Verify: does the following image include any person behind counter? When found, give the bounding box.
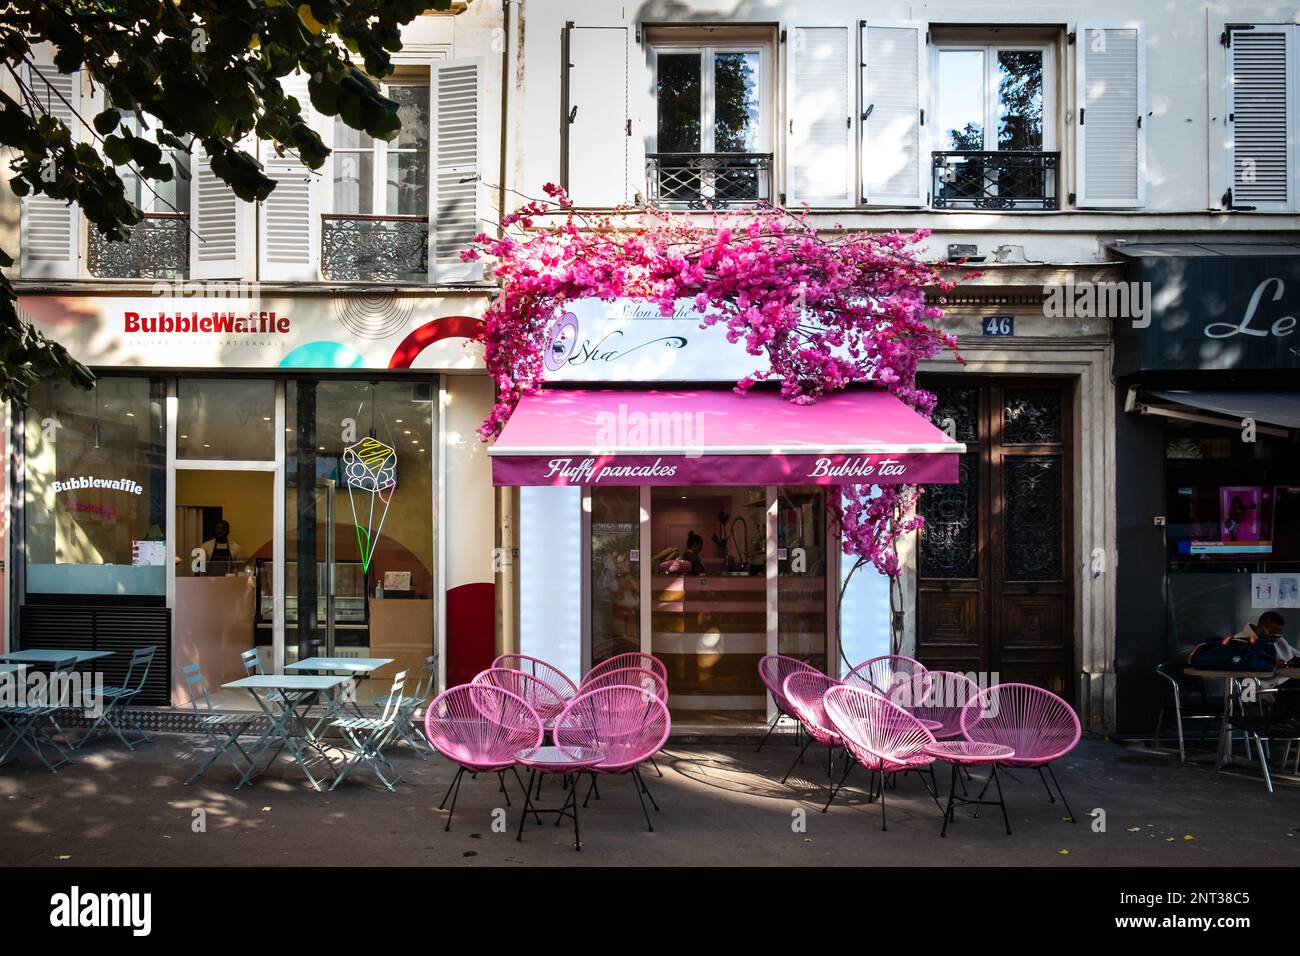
[682,530,708,576]
[201,520,244,575]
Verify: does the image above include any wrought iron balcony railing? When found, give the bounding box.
[646,152,773,208]
[931,151,1060,211]
[87,212,190,279]
[320,214,428,282]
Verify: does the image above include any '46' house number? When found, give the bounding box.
[983,315,1015,336]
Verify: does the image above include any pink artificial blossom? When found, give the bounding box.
[470,197,969,575]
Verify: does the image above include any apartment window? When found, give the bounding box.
[646,34,773,206]
[332,82,431,216]
[323,77,431,282]
[931,40,1059,210]
[1227,24,1297,211]
[89,105,191,279]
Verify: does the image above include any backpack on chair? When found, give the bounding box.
[1187,635,1276,672]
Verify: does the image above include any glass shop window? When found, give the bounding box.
[24,377,167,596]
[1163,421,1300,650]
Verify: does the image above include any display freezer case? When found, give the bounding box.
[253,557,370,650]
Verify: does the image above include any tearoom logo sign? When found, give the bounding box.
[542,298,765,382]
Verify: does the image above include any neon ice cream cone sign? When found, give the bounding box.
[342,437,397,573]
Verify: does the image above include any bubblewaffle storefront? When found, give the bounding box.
[6,289,498,712]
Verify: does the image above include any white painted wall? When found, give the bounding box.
[515,0,1300,264]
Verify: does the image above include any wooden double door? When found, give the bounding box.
[916,377,1075,701]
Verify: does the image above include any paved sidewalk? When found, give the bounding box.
[0,736,1295,866]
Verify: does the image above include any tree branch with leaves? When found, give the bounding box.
[0,0,449,406]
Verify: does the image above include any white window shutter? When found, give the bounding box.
[259,73,320,281]
[787,25,854,207]
[860,22,927,206]
[190,138,251,279]
[430,58,483,284]
[1227,26,1292,209]
[18,61,80,278]
[1076,24,1146,208]
[564,25,630,207]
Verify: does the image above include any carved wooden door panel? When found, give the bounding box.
[916,378,1074,702]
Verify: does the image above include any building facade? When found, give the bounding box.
[501,0,1300,734]
[5,1,1299,735]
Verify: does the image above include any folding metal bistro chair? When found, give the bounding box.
[180,662,265,785]
[0,657,77,772]
[384,654,438,758]
[329,671,408,791]
[77,645,156,751]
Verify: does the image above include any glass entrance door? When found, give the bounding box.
[286,380,436,697]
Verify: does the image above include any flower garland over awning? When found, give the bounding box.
[468,185,971,577]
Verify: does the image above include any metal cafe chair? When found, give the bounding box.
[1153,661,1222,762]
[180,662,264,785]
[1227,686,1300,794]
[77,645,157,751]
[330,670,409,792]
[0,656,78,773]
[381,654,438,758]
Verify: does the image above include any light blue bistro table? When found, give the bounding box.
[222,674,352,791]
[284,657,394,732]
[0,655,94,771]
[0,650,112,755]
[0,649,113,665]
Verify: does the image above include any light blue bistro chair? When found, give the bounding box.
[330,670,409,791]
[77,645,157,751]
[0,656,78,772]
[181,662,265,785]
[240,647,310,709]
[382,654,438,758]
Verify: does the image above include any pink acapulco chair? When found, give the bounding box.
[960,682,1082,822]
[570,667,668,780]
[781,670,854,812]
[582,652,669,687]
[891,670,982,740]
[756,654,819,753]
[844,654,930,697]
[823,683,942,831]
[579,667,668,701]
[423,684,544,831]
[553,684,671,832]
[472,668,568,733]
[492,654,579,704]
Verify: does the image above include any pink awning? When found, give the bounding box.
[490,388,964,486]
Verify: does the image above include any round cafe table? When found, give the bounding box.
[923,741,1016,838]
[515,746,605,851]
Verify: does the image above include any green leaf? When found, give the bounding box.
[102,134,132,165]
[92,109,121,136]
[128,137,163,167]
